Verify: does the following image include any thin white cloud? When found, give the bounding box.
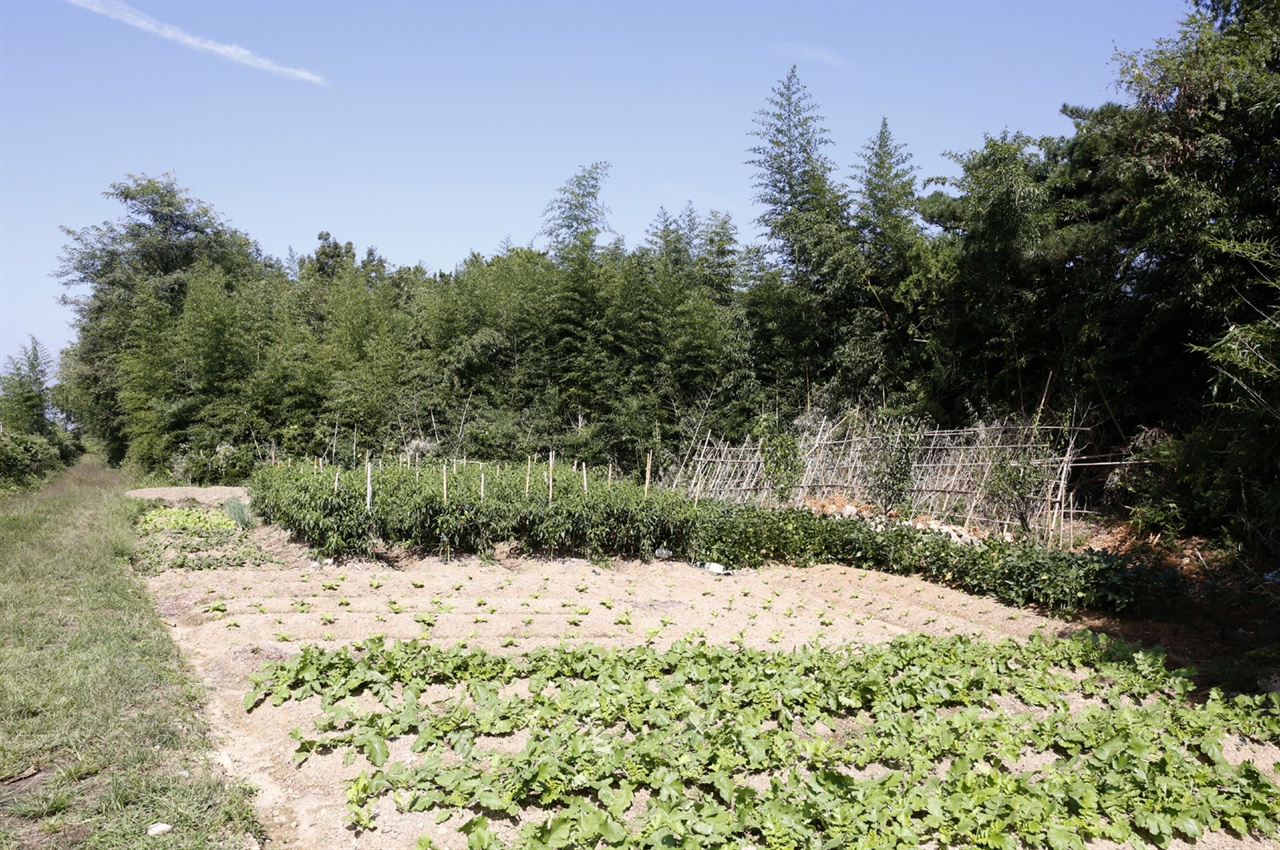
[775,43,847,70]
[69,0,326,85]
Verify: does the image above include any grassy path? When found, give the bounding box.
[0,458,261,849]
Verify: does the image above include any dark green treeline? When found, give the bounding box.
[51,1,1280,546]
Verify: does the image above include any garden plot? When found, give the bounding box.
[133,497,1280,850]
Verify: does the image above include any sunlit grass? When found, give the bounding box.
[0,458,262,847]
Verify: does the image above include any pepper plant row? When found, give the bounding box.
[248,461,1175,614]
[247,632,1280,849]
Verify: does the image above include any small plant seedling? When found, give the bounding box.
[300,573,311,582]
[453,582,464,592]
[251,602,268,614]
[575,583,589,593]
[410,579,425,589]
[224,620,239,628]
[323,631,336,641]
[275,633,296,642]
[320,613,336,625]
[600,599,614,609]
[338,597,351,607]
[203,600,227,613]
[369,577,384,590]
[567,616,582,626]
[614,610,632,626]
[322,581,341,591]
[768,631,782,644]
[387,599,406,613]
[522,616,533,626]
[293,600,313,613]
[500,636,516,648]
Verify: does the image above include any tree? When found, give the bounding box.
[823,118,928,410]
[0,336,53,436]
[746,67,850,294]
[541,162,614,262]
[746,68,854,411]
[57,174,266,465]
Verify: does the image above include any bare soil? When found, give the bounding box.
[131,487,1280,850]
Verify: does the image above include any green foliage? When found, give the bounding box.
[752,415,801,502]
[224,496,255,529]
[0,431,62,491]
[247,633,1280,847]
[132,505,274,572]
[0,459,265,847]
[250,461,1173,615]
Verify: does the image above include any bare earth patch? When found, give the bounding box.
[127,485,248,507]
[132,488,1280,850]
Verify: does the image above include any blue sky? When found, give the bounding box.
[1,0,1189,366]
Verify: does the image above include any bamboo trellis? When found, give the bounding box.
[669,415,1088,542]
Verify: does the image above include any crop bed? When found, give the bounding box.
[132,497,1280,850]
[249,634,1280,850]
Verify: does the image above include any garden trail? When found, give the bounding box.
[136,490,1279,850]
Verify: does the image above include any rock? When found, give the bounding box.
[147,823,173,836]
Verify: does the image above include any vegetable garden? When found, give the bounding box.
[249,460,1174,616]
[246,633,1280,849]
[129,475,1280,850]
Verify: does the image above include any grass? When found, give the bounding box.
[0,457,263,849]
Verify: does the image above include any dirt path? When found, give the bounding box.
[132,488,1279,850]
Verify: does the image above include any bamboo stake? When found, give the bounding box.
[582,464,589,497]
[442,463,448,505]
[525,456,532,498]
[481,471,486,503]
[366,460,372,512]
[644,451,652,498]
[548,451,555,506]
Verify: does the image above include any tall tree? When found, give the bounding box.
[746,67,850,294]
[57,175,265,465]
[746,67,853,413]
[824,118,929,410]
[0,336,53,436]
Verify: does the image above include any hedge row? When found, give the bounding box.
[248,461,1176,615]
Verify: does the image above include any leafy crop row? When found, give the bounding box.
[131,505,276,572]
[247,632,1280,849]
[249,462,1174,615]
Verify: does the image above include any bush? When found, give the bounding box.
[0,430,64,489]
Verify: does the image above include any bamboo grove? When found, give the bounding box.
[31,1,1280,549]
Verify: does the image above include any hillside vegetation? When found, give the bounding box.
[22,0,1277,554]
